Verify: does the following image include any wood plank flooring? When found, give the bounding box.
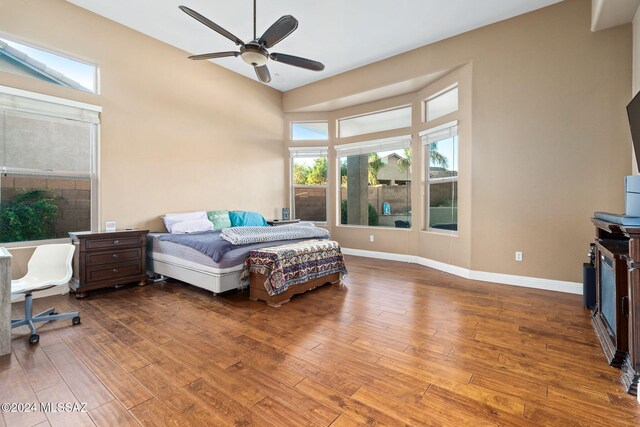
[1,255,639,426]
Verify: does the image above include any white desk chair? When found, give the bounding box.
[11,244,81,344]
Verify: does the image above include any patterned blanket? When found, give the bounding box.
[240,240,348,296]
[221,222,329,245]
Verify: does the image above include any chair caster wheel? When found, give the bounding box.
[72,316,81,325]
[29,334,39,344]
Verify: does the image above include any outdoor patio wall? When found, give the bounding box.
[0,0,284,270]
[284,0,631,283]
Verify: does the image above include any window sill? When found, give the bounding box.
[0,237,72,249]
[336,224,412,231]
[421,229,458,237]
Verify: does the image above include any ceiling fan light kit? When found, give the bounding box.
[240,44,268,67]
[179,0,325,84]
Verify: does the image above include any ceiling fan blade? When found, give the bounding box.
[269,53,325,71]
[179,5,244,46]
[258,15,298,48]
[188,51,240,60]
[254,65,271,83]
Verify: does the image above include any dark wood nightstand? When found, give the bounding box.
[69,229,149,298]
[267,219,300,226]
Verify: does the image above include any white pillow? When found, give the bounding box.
[170,218,214,234]
[162,211,207,233]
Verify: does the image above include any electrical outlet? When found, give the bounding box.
[369,235,375,242]
[515,251,523,262]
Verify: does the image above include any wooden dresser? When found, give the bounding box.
[69,229,149,298]
[592,218,640,395]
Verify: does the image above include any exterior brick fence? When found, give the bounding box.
[295,184,413,225]
[1,175,91,239]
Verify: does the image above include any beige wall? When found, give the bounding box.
[1,0,284,275]
[285,0,632,283]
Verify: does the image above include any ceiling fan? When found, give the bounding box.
[179,1,325,84]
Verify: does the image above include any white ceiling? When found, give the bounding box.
[66,0,563,92]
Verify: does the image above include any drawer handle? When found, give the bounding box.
[112,268,119,273]
[113,240,120,245]
[112,254,119,259]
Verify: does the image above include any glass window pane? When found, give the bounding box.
[0,174,91,243]
[1,111,93,172]
[428,136,458,180]
[292,156,327,222]
[426,87,458,122]
[428,181,457,230]
[0,37,97,93]
[339,106,411,138]
[294,187,326,222]
[291,122,328,140]
[340,148,411,228]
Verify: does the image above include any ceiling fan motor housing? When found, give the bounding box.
[240,43,268,67]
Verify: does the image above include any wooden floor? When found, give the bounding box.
[1,255,639,426]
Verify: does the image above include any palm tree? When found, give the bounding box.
[397,145,448,173]
[368,153,383,185]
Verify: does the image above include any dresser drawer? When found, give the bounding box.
[85,260,142,283]
[86,248,141,266]
[85,235,142,251]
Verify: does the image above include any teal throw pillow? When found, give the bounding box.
[229,211,268,227]
[207,210,231,230]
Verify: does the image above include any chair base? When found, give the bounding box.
[11,293,80,344]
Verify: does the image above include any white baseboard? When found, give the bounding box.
[341,248,583,295]
[11,286,67,303]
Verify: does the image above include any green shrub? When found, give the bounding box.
[341,200,379,226]
[368,203,379,226]
[0,189,59,242]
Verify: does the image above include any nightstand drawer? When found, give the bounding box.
[85,235,142,251]
[86,248,141,266]
[86,261,142,283]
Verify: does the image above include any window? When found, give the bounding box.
[0,36,98,93]
[290,147,328,222]
[291,121,328,141]
[422,123,458,231]
[425,85,458,122]
[0,86,100,244]
[336,136,411,228]
[338,106,411,138]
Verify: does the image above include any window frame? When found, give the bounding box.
[337,105,412,139]
[289,146,329,224]
[422,122,458,234]
[0,33,99,94]
[424,84,458,123]
[335,135,413,230]
[0,85,101,246]
[290,121,329,141]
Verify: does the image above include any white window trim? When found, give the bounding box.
[288,146,328,158]
[0,85,101,113]
[418,120,458,138]
[334,135,411,157]
[0,87,101,245]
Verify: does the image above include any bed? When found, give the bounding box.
[146,225,330,294]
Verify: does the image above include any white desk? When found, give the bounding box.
[0,247,11,356]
